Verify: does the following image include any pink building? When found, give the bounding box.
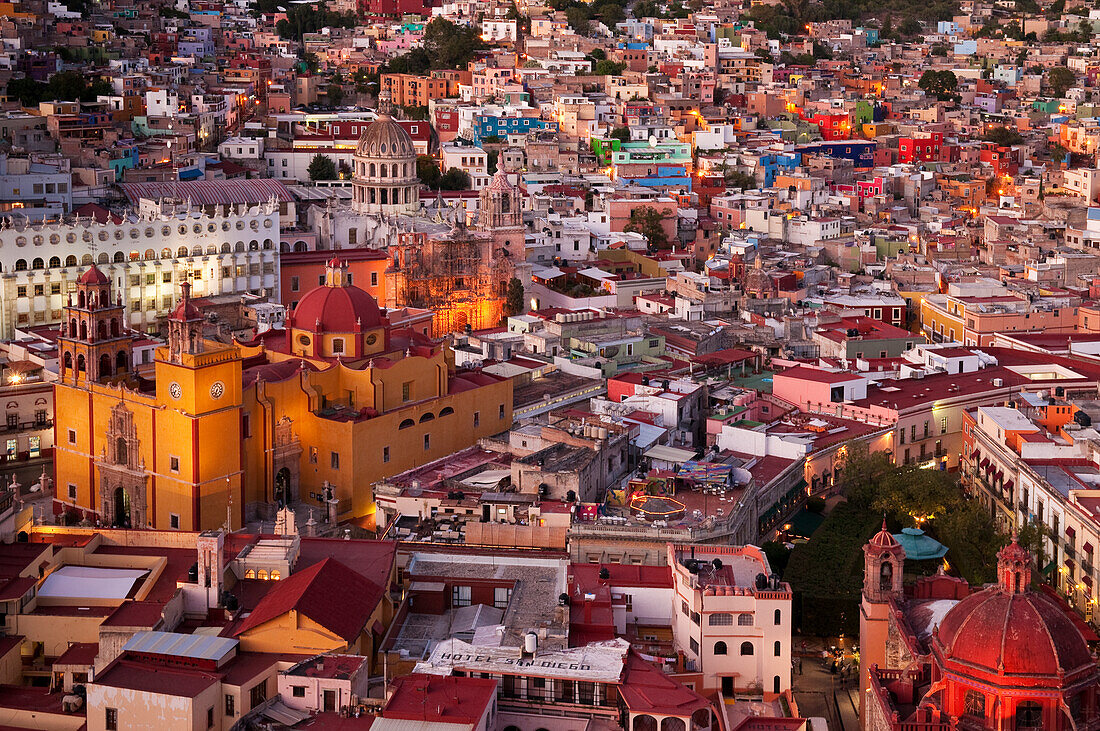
[278,654,371,713]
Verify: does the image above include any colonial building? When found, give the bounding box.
[53,258,514,530]
[0,196,280,338]
[859,526,1100,731]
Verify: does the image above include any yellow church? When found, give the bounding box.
[53,258,513,531]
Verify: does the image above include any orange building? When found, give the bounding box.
[381,70,469,108]
[53,259,513,530]
[280,248,389,310]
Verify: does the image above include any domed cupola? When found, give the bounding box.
[352,113,420,216]
[285,258,389,360]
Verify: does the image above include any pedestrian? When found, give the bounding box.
[797,658,803,675]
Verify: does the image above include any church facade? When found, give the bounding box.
[53,258,513,531]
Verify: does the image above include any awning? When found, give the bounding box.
[1042,559,1057,575]
[971,448,980,461]
[1085,542,1094,555]
[1004,480,1014,491]
[644,445,699,464]
[1067,526,1076,539]
[980,458,989,469]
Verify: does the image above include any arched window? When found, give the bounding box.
[81,254,93,265]
[439,407,455,416]
[270,570,281,580]
[713,641,727,656]
[661,719,685,731]
[739,642,754,656]
[369,163,376,177]
[76,354,85,372]
[97,321,107,340]
[419,413,434,422]
[964,690,985,718]
[111,319,120,337]
[380,165,387,178]
[1015,701,1041,729]
[737,613,753,626]
[116,351,127,372]
[774,609,782,625]
[772,676,780,694]
[112,251,125,263]
[78,291,85,308]
[48,256,60,268]
[116,436,127,465]
[391,163,398,177]
[65,255,77,266]
[880,561,893,592]
[14,259,26,271]
[63,352,72,371]
[633,716,656,731]
[80,321,87,340]
[399,418,415,429]
[257,570,268,580]
[245,569,255,579]
[709,613,733,626]
[99,353,111,377]
[773,641,781,657]
[691,709,710,731]
[177,246,188,257]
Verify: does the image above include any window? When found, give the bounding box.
[494,586,512,609]
[225,695,235,716]
[424,434,431,450]
[68,429,76,444]
[6,414,18,430]
[332,338,344,354]
[163,272,172,283]
[774,640,781,656]
[331,451,340,469]
[291,276,299,292]
[68,483,76,501]
[774,609,782,625]
[309,446,318,464]
[292,686,306,698]
[33,284,43,296]
[474,411,480,428]
[689,637,700,654]
[452,585,471,607]
[737,613,753,626]
[1016,702,1041,729]
[709,613,733,625]
[371,271,378,287]
[106,708,118,730]
[964,690,985,718]
[740,642,754,656]
[713,641,727,655]
[170,513,180,529]
[383,446,390,463]
[16,286,25,298]
[499,404,506,420]
[170,456,180,473]
[208,707,215,729]
[941,416,948,434]
[402,381,412,402]
[249,681,267,709]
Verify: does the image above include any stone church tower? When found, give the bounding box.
[478,170,525,263]
[858,520,905,701]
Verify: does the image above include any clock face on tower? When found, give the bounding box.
[210,381,225,399]
[169,382,182,400]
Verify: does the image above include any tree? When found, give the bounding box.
[338,160,353,179]
[504,277,525,316]
[594,59,626,75]
[624,206,670,249]
[983,126,1024,146]
[918,69,958,101]
[565,7,590,34]
[422,18,487,70]
[487,150,499,175]
[326,84,344,106]
[725,170,757,190]
[307,154,337,181]
[609,126,631,142]
[440,167,471,190]
[417,155,443,189]
[1047,67,1077,97]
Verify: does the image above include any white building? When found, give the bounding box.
[0,198,280,337]
[441,144,490,189]
[669,544,792,696]
[219,136,265,160]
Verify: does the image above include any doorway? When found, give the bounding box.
[721,677,733,696]
[274,468,291,507]
[113,486,130,528]
[323,690,336,712]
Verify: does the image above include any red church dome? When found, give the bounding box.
[937,589,1093,678]
[291,281,383,333]
[78,265,109,285]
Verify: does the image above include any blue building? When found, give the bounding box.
[473,114,556,140]
[796,140,875,168]
[757,151,802,188]
[625,165,692,189]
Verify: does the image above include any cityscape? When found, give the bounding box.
[0,0,1094,728]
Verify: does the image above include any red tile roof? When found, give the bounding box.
[233,558,384,643]
[618,651,710,716]
[383,674,498,725]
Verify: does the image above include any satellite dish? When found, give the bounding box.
[649,135,658,147]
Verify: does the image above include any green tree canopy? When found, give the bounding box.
[307,154,337,181]
[440,167,471,190]
[417,155,443,188]
[504,277,525,316]
[1047,66,1077,97]
[918,69,958,100]
[983,126,1024,146]
[625,206,670,250]
[609,126,631,142]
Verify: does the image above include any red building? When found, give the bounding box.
[898,132,943,164]
[280,250,389,309]
[980,142,1020,177]
[357,0,439,16]
[860,530,1100,731]
[804,112,851,140]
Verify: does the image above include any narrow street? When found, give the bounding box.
[792,640,860,731]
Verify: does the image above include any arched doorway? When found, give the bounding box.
[113,487,131,528]
[274,467,292,507]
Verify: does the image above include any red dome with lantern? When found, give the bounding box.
[287,257,384,333]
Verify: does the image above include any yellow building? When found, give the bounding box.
[54,259,514,531]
